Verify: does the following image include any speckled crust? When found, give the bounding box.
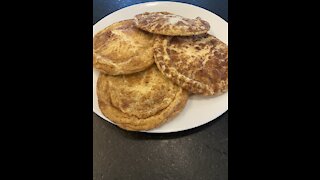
[134,12,210,36]
[96,66,189,131]
[93,19,155,75]
[154,34,228,96]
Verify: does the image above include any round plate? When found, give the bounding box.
[93,1,228,133]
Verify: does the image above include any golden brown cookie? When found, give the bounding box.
[154,34,228,96]
[93,19,155,75]
[96,65,189,131]
[134,12,210,36]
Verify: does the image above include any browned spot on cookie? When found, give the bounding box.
[198,43,207,48]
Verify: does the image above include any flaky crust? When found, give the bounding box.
[93,19,155,75]
[154,34,228,96]
[96,66,189,131]
[134,12,210,36]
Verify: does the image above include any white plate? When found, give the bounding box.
[93,1,228,133]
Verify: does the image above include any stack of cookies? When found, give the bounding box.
[93,12,228,131]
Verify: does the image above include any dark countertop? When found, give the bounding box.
[93,1,228,179]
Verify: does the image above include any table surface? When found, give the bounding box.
[93,0,228,179]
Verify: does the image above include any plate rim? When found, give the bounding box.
[93,1,228,25]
